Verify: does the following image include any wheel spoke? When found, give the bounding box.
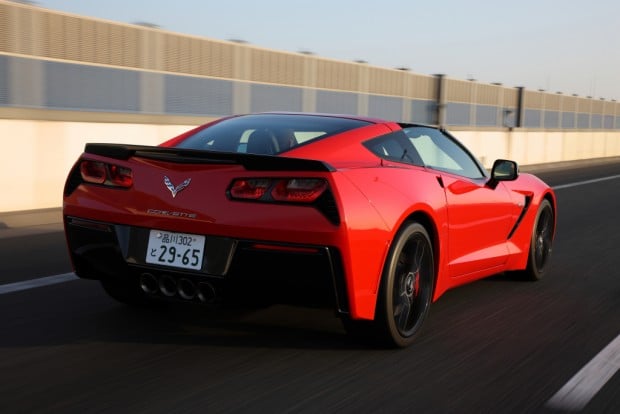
[392,234,431,334]
[394,291,412,330]
[539,211,551,237]
[412,239,425,274]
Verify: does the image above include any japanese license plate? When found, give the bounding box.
[145,230,205,270]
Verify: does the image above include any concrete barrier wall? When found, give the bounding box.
[3,120,194,212]
[3,119,620,213]
[455,129,620,166]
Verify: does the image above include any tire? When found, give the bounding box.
[520,199,554,281]
[344,222,434,348]
[100,275,154,306]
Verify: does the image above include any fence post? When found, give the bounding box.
[434,74,445,127]
[516,86,525,128]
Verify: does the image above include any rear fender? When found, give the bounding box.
[335,166,448,319]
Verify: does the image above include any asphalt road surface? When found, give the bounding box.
[2,161,620,413]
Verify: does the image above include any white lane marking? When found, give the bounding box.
[0,273,78,295]
[546,333,620,411]
[553,174,620,190]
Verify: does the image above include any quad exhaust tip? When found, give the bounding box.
[178,278,197,300]
[139,273,216,303]
[197,282,216,303]
[159,274,177,297]
[139,273,159,295]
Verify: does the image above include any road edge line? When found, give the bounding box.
[0,273,78,295]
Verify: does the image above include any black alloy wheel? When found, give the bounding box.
[377,221,434,347]
[522,199,554,280]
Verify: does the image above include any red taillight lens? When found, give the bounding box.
[227,177,337,223]
[229,179,270,200]
[271,179,327,203]
[79,160,133,188]
[108,164,133,187]
[229,178,328,203]
[80,160,106,184]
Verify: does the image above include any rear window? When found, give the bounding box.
[175,114,370,155]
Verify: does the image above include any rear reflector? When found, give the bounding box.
[67,217,113,232]
[250,243,320,254]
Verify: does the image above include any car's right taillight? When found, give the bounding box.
[227,177,338,224]
[229,178,328,203]
[271,178,328,203]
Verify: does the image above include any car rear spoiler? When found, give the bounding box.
[84,143,335,172]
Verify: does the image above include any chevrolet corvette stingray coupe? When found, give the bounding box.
[63,112,556,347]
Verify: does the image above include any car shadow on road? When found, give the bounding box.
[2,271,554,351]
[98,303,366,350]
[0,282,386,351]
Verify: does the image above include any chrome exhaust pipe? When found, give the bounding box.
[139,273,159,295]
[178,278,197,300]
[159,275,177,297]
[197,282,216,303]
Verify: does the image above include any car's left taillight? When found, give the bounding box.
[79,159,133,188]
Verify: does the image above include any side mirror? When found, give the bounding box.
[488,159,518,188]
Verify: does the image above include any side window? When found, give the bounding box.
[363,131,424,166]
[403,126,485,179]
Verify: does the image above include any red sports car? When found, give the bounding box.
[63,112,556,347]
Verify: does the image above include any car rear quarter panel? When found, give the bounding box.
[333,164,449,319]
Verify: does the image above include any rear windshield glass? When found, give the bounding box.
[175,114,371,155]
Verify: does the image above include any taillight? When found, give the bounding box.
[80,160,106,184]
[229,179,270,200]
[79,160,133,188]
[108,164,133,187]
[229,178,328,203]
[271,179,327,203]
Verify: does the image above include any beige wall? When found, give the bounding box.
[2,119,620,212]
[2,120,194,212]
[455,130,620,166]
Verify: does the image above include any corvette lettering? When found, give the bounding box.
[147,209,197,219]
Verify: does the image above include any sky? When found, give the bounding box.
[34,0,620,100]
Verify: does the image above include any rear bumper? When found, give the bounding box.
[64,216,349,312]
